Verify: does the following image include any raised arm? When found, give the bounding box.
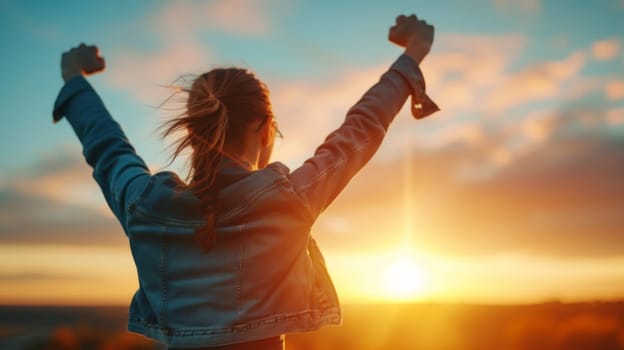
[53,44,151,227]
[289,14,439,219]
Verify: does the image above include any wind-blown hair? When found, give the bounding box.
[161,68,273,251]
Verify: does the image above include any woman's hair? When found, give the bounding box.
[161,68,273,252]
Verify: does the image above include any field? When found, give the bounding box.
[1,301,624,350]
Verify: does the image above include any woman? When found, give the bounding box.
[53,14,437,350]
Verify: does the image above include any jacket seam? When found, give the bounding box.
[129,308,339,336]
[125,173,152,212]
[297,125,374,195]
[236,237,246,316]
[132,208,205,226]
[219,181,279,222]
[129,178,281,227]
[127,174,155,215]
[277,178,315,223]
[159,235,169,329]
[121,173,151,229]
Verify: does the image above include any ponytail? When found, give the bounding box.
[160,68,272,252]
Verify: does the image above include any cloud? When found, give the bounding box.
[420,34,527,114]
[361,32,610,172]
[485,51,587,114]
[0,151,126,246]
[591,39,620,61]
[0,271,91,282]
[566,76,607,100]
[0,186,126,246]
[1,149,107,212]
[427,122,486,148]
[153,0,277,38]
[606,108,624,126]
[521,109,558,143]
[105,38,213,103]
[104,0,288,103]
[412,34,618,121]
[605,80,624,100]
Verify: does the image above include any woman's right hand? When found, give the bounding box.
[388,14,434,64]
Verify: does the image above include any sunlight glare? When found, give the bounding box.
[382,253,428,300]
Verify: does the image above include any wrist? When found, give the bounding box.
[62,66,83,83]
[61,55,83,82]
[404,38,430,64]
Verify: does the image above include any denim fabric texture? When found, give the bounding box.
[52,54,437,348]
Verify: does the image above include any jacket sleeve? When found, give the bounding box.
[52,76,151,228]
[289,54,438,219]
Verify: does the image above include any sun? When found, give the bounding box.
[382,253,429,300]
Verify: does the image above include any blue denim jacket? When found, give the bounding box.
[52,54,437,348]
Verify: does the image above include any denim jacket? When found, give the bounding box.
[52,54,437,348]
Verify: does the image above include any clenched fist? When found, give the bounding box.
[61,43,105,82]
[389,14,434,63]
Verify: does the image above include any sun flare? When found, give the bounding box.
[382,253,429,300]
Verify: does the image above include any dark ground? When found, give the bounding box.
[1,301,623,350]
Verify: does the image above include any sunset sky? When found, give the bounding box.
[1,0,623,305]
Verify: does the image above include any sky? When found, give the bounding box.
[0,0,623,305]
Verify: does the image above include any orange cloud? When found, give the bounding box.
[566,76,605,100]
[4,151,110,215]
[421,34,526,113]
[105,38,213,103]
[591,39,620,61]
[0,187,125,246]
[385,34,597,178]
[485,51,586,114]
[606,108,624,126]
[606,80,624,100]
[153,0,281,38]
[520,109,558,144]
[427,122,486,148]
[104,0,288,103]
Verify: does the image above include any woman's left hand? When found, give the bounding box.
[61,43,106,82]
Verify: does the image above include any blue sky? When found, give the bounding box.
[1,0,624,304]
[1,0,623,170]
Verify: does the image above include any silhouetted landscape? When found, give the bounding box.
[1,301,624,350]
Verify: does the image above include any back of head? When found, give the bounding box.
[162,67,273,251]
